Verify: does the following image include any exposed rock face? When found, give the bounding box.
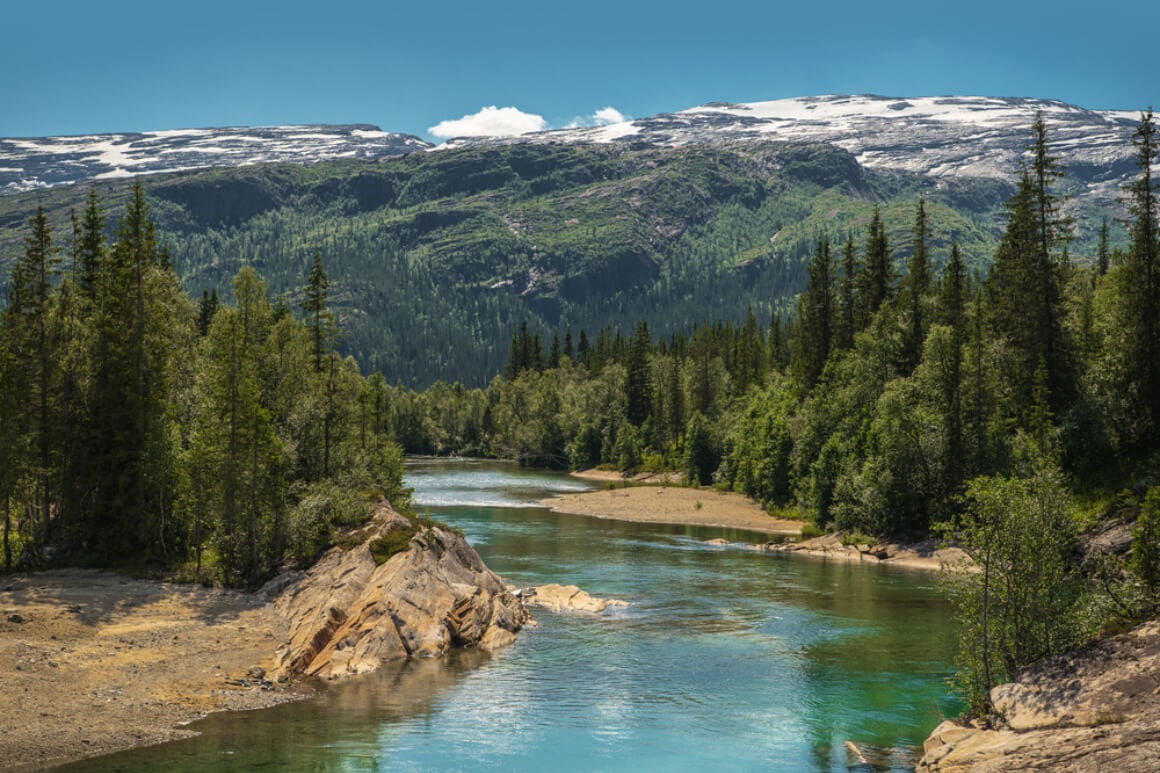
[919,619,1160,772]
[273,504,528,680]
[522,584,628,614]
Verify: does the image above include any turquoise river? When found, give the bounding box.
[63,459,962,772]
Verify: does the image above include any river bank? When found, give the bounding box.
[541,481,804,535]
[0,502,529,771]
[0,569,309,771]
[919,618,1160,772]
[542,480,967,571]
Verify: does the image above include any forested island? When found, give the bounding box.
[1,109,1159,769]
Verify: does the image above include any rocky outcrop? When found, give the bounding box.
[272,503,528,680]
[521,584,628,614]
[919,619,1160,772]
[756,533,970,571]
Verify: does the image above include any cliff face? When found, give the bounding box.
[272,504,529,680]
[919,619,1160,772]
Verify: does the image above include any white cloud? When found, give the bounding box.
[428,106,547,139]
[565,106,630,129]
[593,106,627,125]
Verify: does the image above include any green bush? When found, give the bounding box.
[800,522,825,539]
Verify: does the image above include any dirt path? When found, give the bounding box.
[0,569,309,771]
[541,483,804,535]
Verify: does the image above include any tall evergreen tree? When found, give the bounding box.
[903,199,931,370]
[1097,218,1110,276]
[626,320,653,426]
[77,187,105,299]
[4,206,62,544]
[939,243,967,489]
[857,207,892,327]
[836,233,857,351]
[1120,108,1160,448]
[794,237,835,391]
[302,250,333,373]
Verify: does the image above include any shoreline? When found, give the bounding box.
[546,479,968,572]
[0,569,312,771]
[542,480,804,536]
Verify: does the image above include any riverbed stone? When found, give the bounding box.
[523,583,627,613]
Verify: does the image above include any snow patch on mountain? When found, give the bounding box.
[0,125,432,194]
[436,94,1144,204]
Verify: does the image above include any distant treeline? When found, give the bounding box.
[0,182,407,585]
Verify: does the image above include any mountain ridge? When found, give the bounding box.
[2,94,1145,203]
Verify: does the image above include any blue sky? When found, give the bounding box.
[3,0,1156,141]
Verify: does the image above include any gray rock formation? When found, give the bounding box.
[272,503,528,680]
[919,619,1160,771]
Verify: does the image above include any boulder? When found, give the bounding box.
[273,503,529,680]
[523,583,628,613]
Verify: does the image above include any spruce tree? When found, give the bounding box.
[78,187,105,299]
[302,251,333,373]
[1097,218,1110,276]
[1121,108,1160,448]
[794,237,835,391]
[836,233,857,350]
[5,206,62,545]
[626,320,653,426]
[857,207,892,327]
[903,199,931,371]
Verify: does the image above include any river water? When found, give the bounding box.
[65,459,960,772]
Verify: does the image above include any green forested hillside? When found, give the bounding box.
[0,141,1040,386]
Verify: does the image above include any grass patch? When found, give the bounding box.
[369,528,418,565]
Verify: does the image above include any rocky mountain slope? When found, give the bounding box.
[0,124,431,194]
[443,95,1142,206]
[3,95,1143,204]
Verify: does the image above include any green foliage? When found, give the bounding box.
[683,412,718,486]
[0,187,406,584]
[940,452,1085,715]
[369,528,417,565]
[799,522,824,539]
[1131,486,1160,592]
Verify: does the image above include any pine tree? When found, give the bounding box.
[1120,108,1160,448]
[1097,218,1110,276]
[302,251,333,373]
[939,243,967,489]
[77,187,105,299]
[857,207,892,327]
[548,332,561,369]
[903,199,931,371]
[197,289,219,337]
[794,237,835,391]
[988,121,1073,427]
[626,320,653,426]
[836,233,857,350]
[1027,113,1074,413]
[4,206,62,545]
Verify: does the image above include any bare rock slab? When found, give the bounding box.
[274,504,529,680]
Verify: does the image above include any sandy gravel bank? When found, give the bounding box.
[541,484,804,535]
[0,569,309,771]
[569,469,684,484]
[544,483,965,572]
